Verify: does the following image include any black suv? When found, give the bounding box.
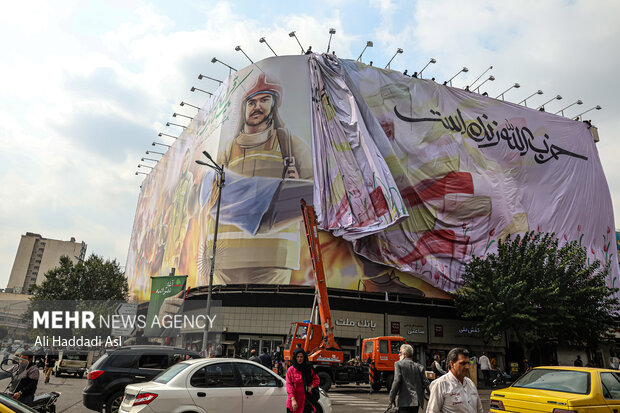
[82,345,201,413]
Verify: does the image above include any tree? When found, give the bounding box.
[455,231,619,359]
[27,254,129,338]
[29,253,128,301]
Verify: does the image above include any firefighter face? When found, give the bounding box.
[245,93,274,126]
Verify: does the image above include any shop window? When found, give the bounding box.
[379,340,389,354]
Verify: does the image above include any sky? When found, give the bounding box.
[1,0,619,288]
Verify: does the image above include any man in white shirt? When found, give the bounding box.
[478,352,491,387]
[427,348,483,413]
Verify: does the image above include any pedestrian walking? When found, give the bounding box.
[286,348,320,413]
[427,347,483,413]
[574,355,583,366]
[388,344,429,413]
[479,352,491,387]
[249,349,261,363]
[259,347,272,368]
[432,354,446,377]
[44,352,56,384]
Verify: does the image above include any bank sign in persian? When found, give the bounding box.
[125,55,617,301]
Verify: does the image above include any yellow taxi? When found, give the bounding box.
[490,366,620,412]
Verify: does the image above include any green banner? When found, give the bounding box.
[144,275,187,337]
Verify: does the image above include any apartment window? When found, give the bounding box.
[35,259,41,263]
[40,242,46,246]
[33,266,39,270]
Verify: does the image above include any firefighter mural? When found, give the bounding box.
[125,54,617,301]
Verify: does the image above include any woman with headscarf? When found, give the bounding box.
[286,348,320,413]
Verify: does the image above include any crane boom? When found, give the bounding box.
[300,199,339,350]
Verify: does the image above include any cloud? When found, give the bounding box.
[1,0,620,289]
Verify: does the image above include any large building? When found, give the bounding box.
[126,54,616,370]
[5,232,87,294]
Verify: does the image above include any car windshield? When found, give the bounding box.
[512,369,590,394]
[153,362,190,384]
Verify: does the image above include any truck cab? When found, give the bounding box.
[362,336,407,391]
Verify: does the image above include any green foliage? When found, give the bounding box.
[26,254,129,338]
[29,254,128,301]
[455,231,619,354]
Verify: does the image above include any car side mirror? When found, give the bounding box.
[277,380,284,388]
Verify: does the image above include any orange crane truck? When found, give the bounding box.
[283,200,406,391]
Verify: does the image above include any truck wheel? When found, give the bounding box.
[317,371,332,392]
[384,373,394,392]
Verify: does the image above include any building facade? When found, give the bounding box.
[176,285,506,371]
[5,232,86,293]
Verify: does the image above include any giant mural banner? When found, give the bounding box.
[125,55,617,301]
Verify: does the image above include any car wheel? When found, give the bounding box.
[384,373,394,392]
[78,372,84,378]
[105,391,124,413]
[317,371,332,392]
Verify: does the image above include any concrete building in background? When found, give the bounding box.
[5,232,87,294]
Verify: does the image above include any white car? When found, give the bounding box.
[120,358,331,413]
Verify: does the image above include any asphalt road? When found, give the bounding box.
[328,384,493,413]
[0,375,495,412]
[0,373,88,412]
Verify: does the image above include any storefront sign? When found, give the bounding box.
[391,322,400,334]
[404,324,425,335]
[457,326,480,335]
[335,318,377,330]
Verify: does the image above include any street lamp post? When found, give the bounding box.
[235,46,254,64]
[574,105,602,121]
[555,100,583,116]
[357,41,373,62]
[495,83,520,100]
[468,66,493,90]
[180,101,201,111]
[326,28,336,53]
[418,58,437,79]
[198,74,223,85]
[473,75,495,93]
[259,37,277,56]
[191,87,213,96]
[211,57,237,74]
[447,67,468,86]
[536,95,562,111]
[518,90,543,107]
[288,31,304,54]
[173,112,194,121]
[195,151,225,356]
[385,48,403,69]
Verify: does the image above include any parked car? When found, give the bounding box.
[120,358,332,413]
[82,345,200,413]
[53,350,92,378]
[490,366,620,412]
